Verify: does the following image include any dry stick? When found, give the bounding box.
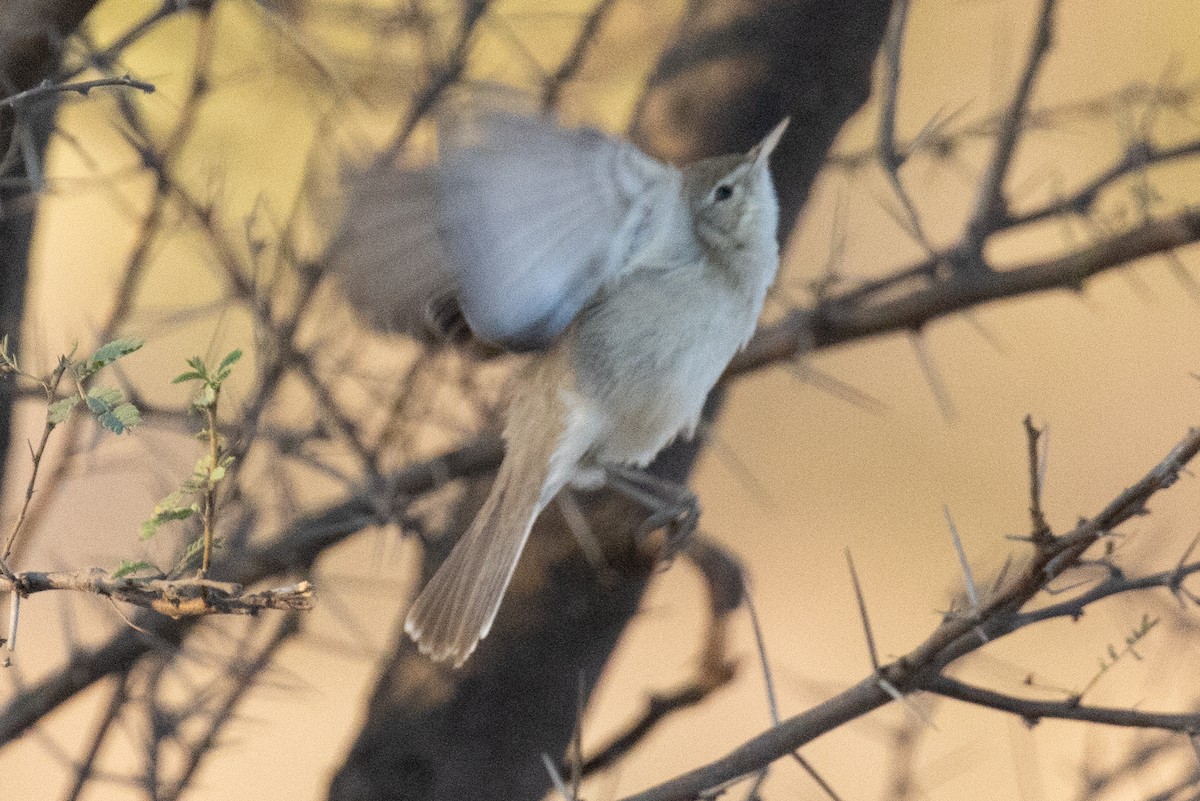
[830,77,1200,173]
[1011,558,1200,630]
[541,0,621,110]
[380,0,490,163]
[963,0,1058,260]
[69,1,181,80]
[877,0,933,253]
[732,207,1200,376]
[0,76,154,110]
[199,398,220,577]
[1,357,69,572]
[617,426,1200,801]
[1008,138,1200,230]
[1024,415,1052,540]
[2,569,313,616]
[923,674,1200,731]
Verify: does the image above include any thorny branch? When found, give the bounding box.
[4,0,1200,797]
[617,425,1200,801]
[0,75,154,110]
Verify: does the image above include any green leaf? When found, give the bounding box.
[140,491,199,540]
[172,370,204,384]
[47,396,80,424]
[209,464,226,483]
[82,338,144,377]
[112,560,157,579]
[173,534,218,572]
[86,385,121,404]
[86,387,140,434]
[107,402,142,433]
[217,349,243,374]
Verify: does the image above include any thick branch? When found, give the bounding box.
[4,569,314,616]
[732,209,1200,375]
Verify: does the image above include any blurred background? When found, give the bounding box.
[3,0,1200,799]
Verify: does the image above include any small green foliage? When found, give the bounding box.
[47,396,80,425]
[141,489,200,540]
[172,533,219,575]
[30,337,148,431]
[141,350,241,577]
[85,386,142,434]
[217,348,243,374]
[173,349,241,410]
[112,560,158,580]
[80,338,144,379]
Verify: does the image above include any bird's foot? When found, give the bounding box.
[604,465,700,565]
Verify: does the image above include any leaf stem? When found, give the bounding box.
[199,399,220,578]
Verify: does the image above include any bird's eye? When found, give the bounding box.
[713,184,734,202]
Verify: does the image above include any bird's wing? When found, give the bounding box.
[437,107,672,350]
[327,155,457,341]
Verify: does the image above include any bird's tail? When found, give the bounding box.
[405,359,588,667]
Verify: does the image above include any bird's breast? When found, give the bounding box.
[569,265,762,466]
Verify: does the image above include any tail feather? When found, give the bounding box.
[404,418,565,667]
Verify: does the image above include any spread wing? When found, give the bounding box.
[436,107,672,349]
[327,155,457,341]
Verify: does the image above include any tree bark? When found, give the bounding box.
[0,0,103,502]
[329,2,892,799]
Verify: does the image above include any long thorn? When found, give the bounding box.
[845,549,880,670]
[943,506,980,613]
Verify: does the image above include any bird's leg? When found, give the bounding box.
[603,465,700,563]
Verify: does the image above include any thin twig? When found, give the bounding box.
[963,0,1059,260]
[925,674,1200,731]
[0,76,154,110]
[877,0,933,253]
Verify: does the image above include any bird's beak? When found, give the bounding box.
[752,117,790,167]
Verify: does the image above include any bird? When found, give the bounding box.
[333,96,788,667]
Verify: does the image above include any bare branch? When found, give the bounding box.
[731,208,1200,376]
[877,0,932,252]
[925,674,1200,732]
[618,425,1200,801]
[963,0,1058,260]
[3,570,314,617]
[0,75,154,110]
[1025,416,1052,542]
